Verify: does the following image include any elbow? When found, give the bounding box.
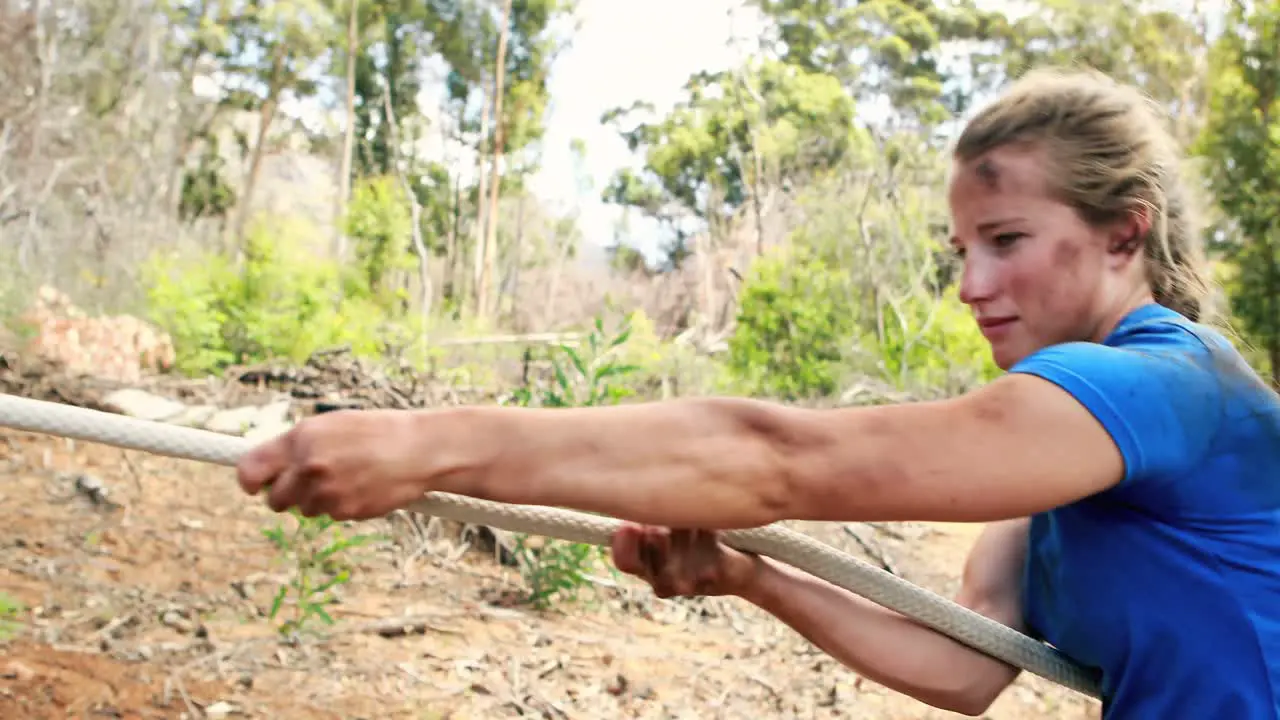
[928,666,1017,716]
[705,397,832,524]
[711,397,904,523]
[943,686,1000,717]
[912,683,997,717]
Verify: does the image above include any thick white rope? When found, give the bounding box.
[0,392,1102,698]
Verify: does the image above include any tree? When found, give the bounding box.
[601,59,858,268]
[748,0,1009,126]
[1196,0,1280,385]
[220,0,336,247]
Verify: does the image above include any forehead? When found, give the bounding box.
[948,145,1052,208]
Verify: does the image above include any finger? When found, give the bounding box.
[641,527,677,597]
[295,482,327,518]
[610,524,647,576]
[666,529,699,596]
[640,526,671,577]
[265,466,304,514]
[236,432,293,495]
[691,529,725,594]
[691,529,723,564]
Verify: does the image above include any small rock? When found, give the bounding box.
[160,609,193,634]
[74,474,113,507]
[244,420,293,443]
[102,389,186,422]
[168,404,218,428]
[204,700,238,718]
[0,661,34,682]
[254,400,293,427]
[205,406,261,435]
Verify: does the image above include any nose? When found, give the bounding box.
[958,253,998,306]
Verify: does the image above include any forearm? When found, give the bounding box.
[430,397,815,529]
[427,389,1016,529]
[738,556,1020,716]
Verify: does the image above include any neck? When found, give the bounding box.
[1089,286,1156,343]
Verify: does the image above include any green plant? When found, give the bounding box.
[726,245,859,400]
[140,216,399,375]
[261,509,383,638]
[506,314,641,609]
[872,284,1002,395]
[0,592,24,641]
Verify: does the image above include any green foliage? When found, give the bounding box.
[505,315,640,609]
[1000,0,1210,117]
[139,249,239,374]
[0,592,24,642]
[873,284,1002,394]
[1194,0,1280,384]
[345,175,415,299]
[141,218,397,374]
[178,139,237,223]
[511,316,640,409]
[602,59,858,265]
[609,309,723,398]
[426,0,577,157]
[725,148,1001,402]
[261,509,385,638]
[747,0,1011,123]
[726,246,858,401]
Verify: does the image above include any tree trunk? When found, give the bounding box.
[470,76,492,316]
[232,51,284,250]
[477,0,514,320]
[334,0,359,260]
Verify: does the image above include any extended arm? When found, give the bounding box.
[738,518,1030,716]
[433,372,1125,527]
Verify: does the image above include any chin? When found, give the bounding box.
[989,343,1029,372]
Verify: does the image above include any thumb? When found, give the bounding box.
[236,432,293,495]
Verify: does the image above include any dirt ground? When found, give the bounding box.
[0,425,1101,720]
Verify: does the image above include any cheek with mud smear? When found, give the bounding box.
[1040,239,1086,309]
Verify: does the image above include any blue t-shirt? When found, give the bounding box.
[1008,302,1280,718]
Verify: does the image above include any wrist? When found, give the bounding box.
[414,405,507,497]
[729,553,775,601]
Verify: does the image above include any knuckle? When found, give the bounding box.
[299,456,329,478]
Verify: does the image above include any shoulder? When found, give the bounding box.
[1008,304,1229,487]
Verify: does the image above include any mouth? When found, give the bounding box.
[976,316,1018,332]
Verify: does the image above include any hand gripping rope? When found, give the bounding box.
[0,392,1102,699]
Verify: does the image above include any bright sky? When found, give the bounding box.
[527,0,766,258]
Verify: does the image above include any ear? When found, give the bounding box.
[1106,207,1152,257]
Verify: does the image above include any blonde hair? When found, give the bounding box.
[952,68,1213,322]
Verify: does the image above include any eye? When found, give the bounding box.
[992,232,1026,249]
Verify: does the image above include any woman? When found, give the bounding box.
[235,70,1280,718]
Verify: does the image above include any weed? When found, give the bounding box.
[261,510,384,638]
[0,592,24,641]
[506,314,641,609]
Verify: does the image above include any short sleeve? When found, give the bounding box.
[1008,330,1224,491]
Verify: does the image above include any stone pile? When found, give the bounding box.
[21,285,176,383]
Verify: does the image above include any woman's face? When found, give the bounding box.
[947,144,1150,370]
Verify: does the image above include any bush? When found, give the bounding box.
[140,217,397,375]
[725,246,858,400]
[870,284,1002,395]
